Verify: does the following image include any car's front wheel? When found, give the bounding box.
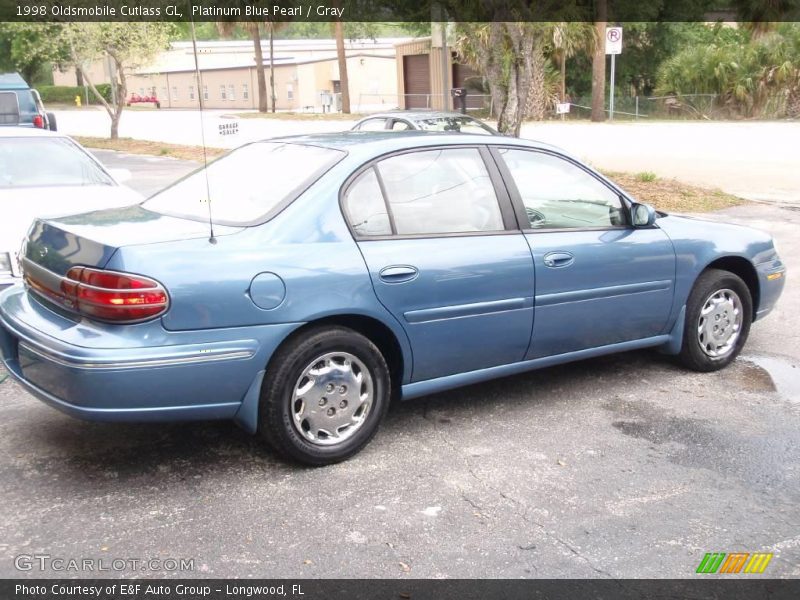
[259,326,390,465]
[678,268,752,372]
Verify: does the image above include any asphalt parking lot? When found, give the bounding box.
[0,155,798,578]
[91,149,198,197]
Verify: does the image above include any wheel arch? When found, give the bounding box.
[702,255,760,318]
[268,313,408,393]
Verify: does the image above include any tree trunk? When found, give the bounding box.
[334,19,350,113]
[75,61,117,139]
[524,39,546,121]
[591,0,607,122]
[109,54,126,140]
[269,24,276,112]
[75,68,84,87]
[560,52,566,102]
[252,24,268,113]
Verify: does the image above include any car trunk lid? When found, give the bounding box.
[22,205,241,276]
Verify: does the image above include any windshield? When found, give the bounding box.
[415,116,495,135]
[0,137,114,188]
[144,142,344,224]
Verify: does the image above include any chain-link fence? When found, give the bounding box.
[562,94,722,120]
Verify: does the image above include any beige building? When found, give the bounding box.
[54,38,408,112]
[395,37,486,111]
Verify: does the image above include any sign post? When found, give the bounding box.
[605,27,622,121]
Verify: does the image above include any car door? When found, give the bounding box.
[341,146,535,382]
[492,147,676,359]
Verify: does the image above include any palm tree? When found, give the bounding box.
[217,22,268,112]
[551,22,597,103]
[333,18,350,114]
[590,0,608,121]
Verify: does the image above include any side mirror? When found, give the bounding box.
[631,202,656,227]
[107,168,132,184]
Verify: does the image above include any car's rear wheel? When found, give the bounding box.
[678,268,752,372]
[259,326,390,465]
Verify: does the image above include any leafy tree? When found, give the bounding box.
[549,22,597,103]
[656,23,800,118]
[0,22,69,85]
[60,23,177,138]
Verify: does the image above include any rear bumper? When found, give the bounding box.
[0,285,297,425]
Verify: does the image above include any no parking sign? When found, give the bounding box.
[606,27,623,55]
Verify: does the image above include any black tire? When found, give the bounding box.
[259,326,390,466]
[46,112,57,131]
[678,268,752,372]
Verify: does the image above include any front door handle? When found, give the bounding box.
[379,265,419,283]
[543,251,574,268]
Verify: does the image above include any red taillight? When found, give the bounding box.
[32,114,44,129]
[25,265,168,323]
[61,267,169,322]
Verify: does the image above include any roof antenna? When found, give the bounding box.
[190,13,217,245]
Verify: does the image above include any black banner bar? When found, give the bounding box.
[3,0,800,23]
[3,579,800,600]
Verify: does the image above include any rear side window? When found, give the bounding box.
[343,148,504,237]
[144,142,344,225]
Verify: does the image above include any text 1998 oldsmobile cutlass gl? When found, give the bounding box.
[0,133,786,465]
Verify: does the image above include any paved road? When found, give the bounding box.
[1,203,798,578]
[90,149,198,197]
[59,108,800,205]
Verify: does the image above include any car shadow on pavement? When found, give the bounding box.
[3,349,683,491]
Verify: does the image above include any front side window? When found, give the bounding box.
[228,84,235,101]
[144,142,344,225]
[0,138,113,188]
[242,83,249,100]
[189,85,195,100]
[497,149,626,229]
[359,148,504,236]
[171,86,178,101]
[220,85,226,100]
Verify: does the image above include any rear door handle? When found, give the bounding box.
[543,251,574,268]
[379,265,419,283]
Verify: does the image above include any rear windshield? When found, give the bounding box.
[0,92,20,125]
[0,137,114,188]
[415,117,494,135]
[143,142,344,225]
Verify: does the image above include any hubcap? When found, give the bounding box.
[697,288,743,358]
[291,352,373,446]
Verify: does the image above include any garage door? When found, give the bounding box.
[452,63,485,110]
[403,55,430,109]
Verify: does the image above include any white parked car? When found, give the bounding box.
[0,128,141,288]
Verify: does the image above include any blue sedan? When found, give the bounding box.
[0,132,786,465]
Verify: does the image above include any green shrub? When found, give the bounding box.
[37,84,113,105]
[635,171,658,183]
